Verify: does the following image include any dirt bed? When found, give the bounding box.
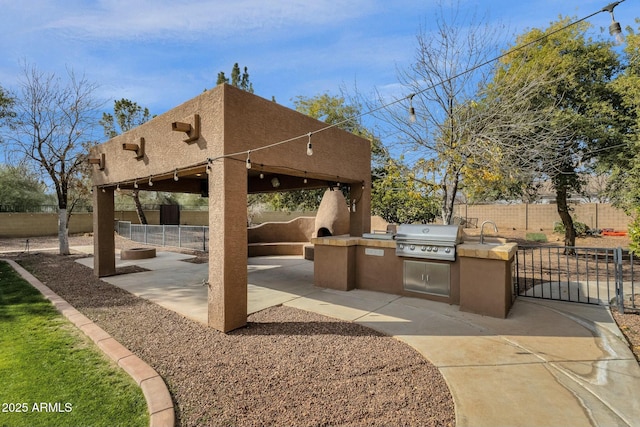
[8,251,454,427]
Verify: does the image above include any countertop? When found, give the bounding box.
[312,235,517,260]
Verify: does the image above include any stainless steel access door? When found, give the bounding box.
[403,260,450,297]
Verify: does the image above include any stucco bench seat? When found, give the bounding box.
[248,242,311,257]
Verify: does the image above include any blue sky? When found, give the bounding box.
[0,0,636,119]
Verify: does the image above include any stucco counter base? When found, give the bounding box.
[312,236,518,318]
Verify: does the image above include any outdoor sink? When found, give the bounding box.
[463,237,507,246]
[458,238,517,261]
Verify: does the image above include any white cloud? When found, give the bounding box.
[36,0,379,41]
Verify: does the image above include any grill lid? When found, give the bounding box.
[395,224,463,244]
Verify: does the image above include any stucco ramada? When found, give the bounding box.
[89,84,371,332]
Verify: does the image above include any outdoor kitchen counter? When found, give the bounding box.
[458,238,517,318]
[312,235,517,318]
[457,239,518,261]
[312,236,518,258]
[311,236,396,249]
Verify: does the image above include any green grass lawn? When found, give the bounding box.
[0,261,148,427]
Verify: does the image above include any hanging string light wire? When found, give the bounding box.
[99,2,625,193]
[204,1,625,168]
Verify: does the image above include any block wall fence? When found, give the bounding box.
[0,210,314,238]
[452,203,631,231]
[0,204,631,238]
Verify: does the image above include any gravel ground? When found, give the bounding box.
[3,232,640,422]
[5,246,455,427]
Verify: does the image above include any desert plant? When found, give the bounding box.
[554,220,589,237]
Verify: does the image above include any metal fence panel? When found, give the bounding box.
[117,221,132,239]
[116,221,208,252]
[130,224,147,244]
[515,245,638,312]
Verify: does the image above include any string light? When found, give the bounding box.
[210,2,625,169]
[303,171,308,184]
[100,2,626,193]
[603,1,625,44]
[174,169,179,181]
[116,184,121,192]
[306,133,313,156]
[409,94,416,123]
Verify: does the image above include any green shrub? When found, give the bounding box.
[525,232,548,242]
[629,208,640,255]
[553,220,589,237]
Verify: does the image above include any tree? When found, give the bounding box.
[100,99,152,224]
[216,63,254,93]
[100,98,150,139]
[371,158,438,224]
[1,64,101,254]
[0,164,52,210]
[490,17,622,247]
[0,85,14,123]
[366,1,509,225]
[602,20,640,252]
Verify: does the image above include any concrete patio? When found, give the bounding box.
[74,248,640,427]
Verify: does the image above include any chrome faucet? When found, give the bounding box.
[480,220,498,244]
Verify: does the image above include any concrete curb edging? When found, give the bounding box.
[2,259,175,427]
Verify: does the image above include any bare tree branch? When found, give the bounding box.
[1,62,102,254]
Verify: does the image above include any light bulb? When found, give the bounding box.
[409,93,417,123]
[148,177,153,187]
[134,180,138,189]
[246,152,252,169]
[307,134,313,156]
[610,21,624,44]
[259,172,264,179]
[174,169,179,181]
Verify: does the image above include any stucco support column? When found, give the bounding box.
[208,158,248,332]
[93,186,116,277]
[349,183,371,236]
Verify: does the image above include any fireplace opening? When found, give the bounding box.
[317,227,332,237]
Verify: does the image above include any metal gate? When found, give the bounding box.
[514,245,638,313]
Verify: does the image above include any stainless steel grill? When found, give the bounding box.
[395,224,463,261]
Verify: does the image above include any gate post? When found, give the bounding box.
[615,247,624,314]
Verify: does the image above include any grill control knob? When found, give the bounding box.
[445,248,451,254]
[410,245,415,250]
[421,246,427,251]
[398,244,404,249]
[433,247,438,252]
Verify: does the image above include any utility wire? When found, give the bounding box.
[207,1,625,165]
[105,1,627,189]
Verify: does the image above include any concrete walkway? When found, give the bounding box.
[75,250,640,427]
